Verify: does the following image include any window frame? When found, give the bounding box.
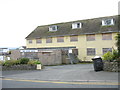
[102,33,112,40]
[46,37,52,43]
[72,22,82,29]
[102,48,112,55]
[102,19,114,26]
[86,34,95,41]
[87,48,96,56]
[36,38,42,44]
[49,25,58,31]
[28,40,32,44]
[70,35,78,42]
[57,36,64,42]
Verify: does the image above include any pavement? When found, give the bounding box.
[2,64,119,83]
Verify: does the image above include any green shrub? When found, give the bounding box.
[112,50,119,60]
[115,33,120,57]
[34,60,41,64]
[20,58,29,64]
[27,60,41,65]
[4,60,20,66]
[102,50,119,62]
[27,60,36,65]
[102,51,113,61]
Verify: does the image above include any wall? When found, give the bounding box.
[103,61,120,72]
[10,50,21,60]
[10,49,62,65]
[38,50,62,65]
[26,33,117,61]
[2,65,37,71]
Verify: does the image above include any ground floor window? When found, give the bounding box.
[87,48,96,56]
[102,48,112,55]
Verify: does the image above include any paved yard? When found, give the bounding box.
[2,64,118,82]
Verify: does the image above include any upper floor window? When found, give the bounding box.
[87,48,96,56]
[72,22,82,29]
[86,34,95,41]
[102,19,114,26]
[28,40,32,44]
[49,25,58,31]
[102,48,112,55]
[57,36,64,42]
[36,38,42,44]
[46,37,52,43]
[102,33,112,40]
[70,35,78,42]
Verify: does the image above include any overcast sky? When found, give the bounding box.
[0,0,119,48]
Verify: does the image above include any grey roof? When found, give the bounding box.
[26,15,119,39]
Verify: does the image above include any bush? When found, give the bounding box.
[102,50,119,62]
[27,60,41,65]
[20,58,29,64]
[4,60,20,66]
[34,60,41,64]
[102,51,113,61]
[115,33,120,57]
[1,59,41,66]
[27,60,36,65]
[112,50,119,60]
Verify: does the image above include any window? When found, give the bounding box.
[102,19,114,26]
[72,22,82,29]
[57,37,64,42]
[46,37,52,43]
[103,48,112,55]
[102,33,112,40]
[70,36,78,42]
[49,25,58,31]
[87,48,96,56]
[86,34,95,41]
[36,38,42,44]
[28,40,32,44]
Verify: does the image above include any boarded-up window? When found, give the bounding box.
[87,48,96,56]
[46,37,52,43]
[103,48,112,55]
[57,37,64,42]
[28,40,32,44]
[36,38,42,43]
[102,33,112,40]
[86,34,95,41]
[70,36,78,42]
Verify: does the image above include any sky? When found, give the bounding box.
[0,0,119,48]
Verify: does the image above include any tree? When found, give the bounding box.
[116,33,120,58]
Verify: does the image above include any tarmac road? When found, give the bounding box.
[2,64,119,88]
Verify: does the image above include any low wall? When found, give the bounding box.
[103,61,120,72]
[2,65,37,71]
